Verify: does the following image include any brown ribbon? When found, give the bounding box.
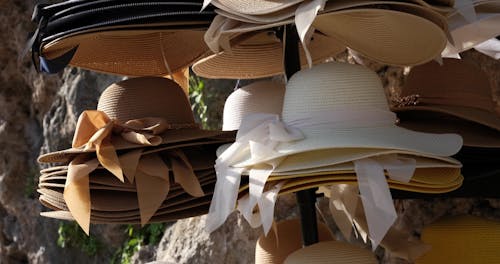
[65,110,203,234]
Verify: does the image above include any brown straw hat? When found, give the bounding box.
[38,77,234,163]
[392,58,500,147]
[284,240,378,264]
[255,219,334,264]
[41,28,211,77]
[192,30,345,79]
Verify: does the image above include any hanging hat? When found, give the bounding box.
[417,215,500,264]
[255,219,333,264]
[38,77,234,163]
[393,58,500,147]
[284,241,378,264]
[193,30,345,79]
[209,0,304,15]
[222,80,286,131]
[29,1,216,75]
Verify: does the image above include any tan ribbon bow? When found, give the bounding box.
[65,110,204,234]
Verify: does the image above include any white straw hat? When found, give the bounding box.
[210,0,304,15]
[223,80,286,131]
[231,62,462,167]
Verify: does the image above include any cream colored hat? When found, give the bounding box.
[228,62,462,168]
[284,241,378,264]
[193,30,345,79]
[210,0,304,15]
[223,80,286,131]
[255,219,333,264]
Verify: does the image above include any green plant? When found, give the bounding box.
[57,222,101,256]
[189,75,209,129]
[24,167,38,199]
[111,223,166,264]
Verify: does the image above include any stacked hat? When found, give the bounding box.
[416,215,500,264]
[37,77,236,234]
[392,58,500,198]
[442,1,500,58]
[195,0,452,80]
[28,1,216,76]
[206,62,463,251]
[284,241,378,264]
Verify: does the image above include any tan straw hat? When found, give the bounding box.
[42,28,211,77]
[192,30,345,79]
[222,80,286,131]
[255,219,333,264]
[229,62,462,167]
[38,77,234,163]
[417,215,500,264]
[392,58,500,147]
[284,240,378,264]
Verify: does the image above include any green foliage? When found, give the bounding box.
[57,222,101,256]
[189,75,209,129]
[24,167,38,198]
[111,223,166,264]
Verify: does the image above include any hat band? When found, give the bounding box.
[206,107,404,234]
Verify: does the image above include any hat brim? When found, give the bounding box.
[38,129,235,163]
[231,125,462,168]
[394,106,500,147]
[212,0,303,15]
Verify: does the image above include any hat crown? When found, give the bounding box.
[282,62,388,122]
[97,77,195,123]
[402,58,495,112]
[223,80,285,131]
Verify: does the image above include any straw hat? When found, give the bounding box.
[192,30,345,79]
[210,0,304,15]
[417,215,500,264]
[255,219,333,264]
[284,241,378,264]
[393,58,500,147]
[223,80,286,131]
[38,77,234,163]
[229,62,462,167]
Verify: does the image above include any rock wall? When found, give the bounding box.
[0,1,498,264]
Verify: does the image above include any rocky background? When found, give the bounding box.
[1,1,499,264]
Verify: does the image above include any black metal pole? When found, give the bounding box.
[283,24,319,247]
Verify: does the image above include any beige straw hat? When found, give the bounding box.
[222,80,286,131]
[417,215,500,264]
[42,27,211,77]
[38,77,234,163]
[192,30,345,79]
[392,58,500,147]
[284,240,378,264]
[255,219,333,264]
[229,62,462,168]
[210,0,304,15]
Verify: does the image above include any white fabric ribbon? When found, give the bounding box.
[236,181,285,234]
[473,38,500,60]
[202,0,212,11]
[295,0,326,67]
[354,155,416,250]
[206,107,399,233]
[454,0,476,23]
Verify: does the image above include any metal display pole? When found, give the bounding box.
[283,24,319,246]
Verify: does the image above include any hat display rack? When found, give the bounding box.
[24,0,500,262]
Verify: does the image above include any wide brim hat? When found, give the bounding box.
[192,30,345,79]
[41,28,212,76]
[255,219,333,264]
[284,241,378,264]
[222,80,286,131]
[416,215,500,264]
[392,58,500,147]
[210,0,304,15]
[204,1,448,67]
[228,62,462,168]
[38,77,235,163]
